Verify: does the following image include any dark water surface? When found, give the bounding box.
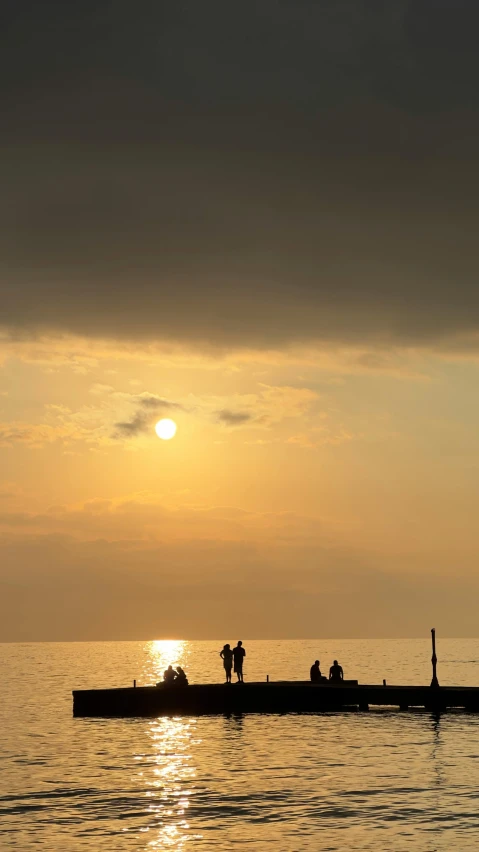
[2,639,479,850]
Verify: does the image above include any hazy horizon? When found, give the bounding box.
[2,634,476,643]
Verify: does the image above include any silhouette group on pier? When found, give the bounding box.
[74,629,454,718]
[160,644,348,689]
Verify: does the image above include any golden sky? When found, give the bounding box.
[2,1,479,639]
[1,336,479,640]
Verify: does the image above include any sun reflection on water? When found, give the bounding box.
[144,640,190,685]
[139,717,202,850]
[136,641,200,849]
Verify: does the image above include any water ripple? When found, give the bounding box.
[3,639,479,850]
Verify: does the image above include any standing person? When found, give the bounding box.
[232,641,246,683]
[329,660,344,683]
[220,644,233,683]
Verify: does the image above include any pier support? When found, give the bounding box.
[430,628,439,688]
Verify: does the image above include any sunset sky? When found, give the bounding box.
[2,1,479,640]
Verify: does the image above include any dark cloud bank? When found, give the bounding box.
[2,1,479,350]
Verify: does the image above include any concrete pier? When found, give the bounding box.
[72,680,479,717]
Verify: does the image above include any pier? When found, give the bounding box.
[73,630,479,717]
[73,680,479,717]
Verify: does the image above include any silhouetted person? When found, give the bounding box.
[232,641,246,682]
[220,643,233,683]
[329,660,344,683]
[310,660,322,683]
[175,666,188,686]
[163,665,177,685]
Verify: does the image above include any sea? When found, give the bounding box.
[2,638,479,851]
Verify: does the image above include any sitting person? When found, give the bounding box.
[163,665,177,685]
[329,660,344,683]
[175,666,188,686]
[310,660,322,683]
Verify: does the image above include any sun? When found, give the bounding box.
[155,418,177,440]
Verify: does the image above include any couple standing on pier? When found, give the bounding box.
[220,641,246,683]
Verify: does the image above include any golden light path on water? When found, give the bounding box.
[136,640,202,850]
[147,640,189,682]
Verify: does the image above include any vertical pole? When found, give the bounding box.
[133,679,136,688]
[430,628,439,688]
[266,674,269,683]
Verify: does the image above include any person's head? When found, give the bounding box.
[176,666,183,674]
[237,641,242,647]
[314,660,319,666]
[168,665,173,671]
[224,643,230,650]
[333,660,338,666]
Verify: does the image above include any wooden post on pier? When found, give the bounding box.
[430,628,439,688]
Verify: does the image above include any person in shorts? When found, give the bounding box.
[232,641,246,683]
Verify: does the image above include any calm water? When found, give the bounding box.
[2,639,479,851]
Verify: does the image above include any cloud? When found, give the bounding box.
[0,420,80,448]
[0,495,326,544]
[2,3,479,353]
[113,394,186,438]
[197,385,320,432]
[216,409,252,426]
[138,395,183,410]
[0,388,189,448]
[285,426,354,449]
[0,482,21,500]
[89,383,115,396]
[2,524,479,641]
[0,382,322,449]
[113,411,151,438]
[1,491,479,639]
